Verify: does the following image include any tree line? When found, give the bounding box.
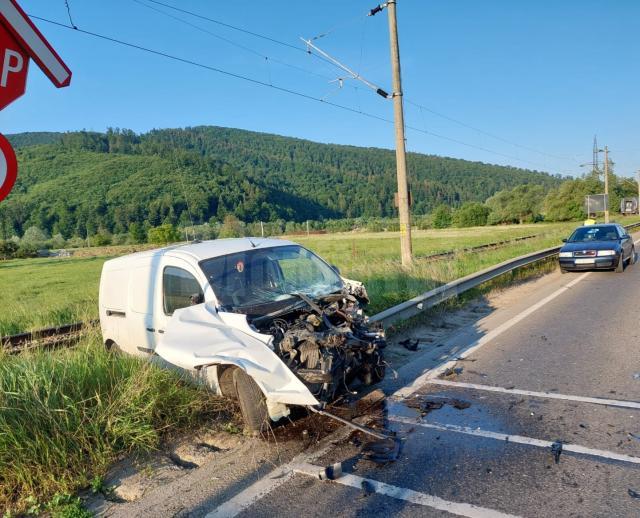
[1,127,563,246]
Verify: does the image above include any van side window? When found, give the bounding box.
[163,267,204,315]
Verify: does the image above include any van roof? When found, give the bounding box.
[105,237,297,267]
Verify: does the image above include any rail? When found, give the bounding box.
[3,222,640,351]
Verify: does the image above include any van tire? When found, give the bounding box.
[105,340,122,353]
[232,368,268,436]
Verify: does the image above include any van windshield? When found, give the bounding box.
[199,245,343,310]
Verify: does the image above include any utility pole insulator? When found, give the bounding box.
[369,4,386,16]
[376,88,390,98]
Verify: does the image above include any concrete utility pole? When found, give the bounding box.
[604,146,610,223]
[386,0,413,266]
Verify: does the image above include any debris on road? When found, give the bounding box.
[362,437,401,464]
[442,366,464,377]
[628,489,640,500]
[318,462,343,480]
[632,373,640,380]
[551,440,563,464]
[628,432,640,442]
[405,395,471,416]
[361,480,376,496]
[399,338,419,351]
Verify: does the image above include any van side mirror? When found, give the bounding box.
[562,238,568,243]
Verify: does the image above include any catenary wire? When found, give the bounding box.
[29,15,555,170]
[137,0,565,165]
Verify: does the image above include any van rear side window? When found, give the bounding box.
[163,267,203,315]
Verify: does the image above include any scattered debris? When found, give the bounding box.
[628,489,640,500]
[579,424,588,429]
[361,479,376,496]
[454,357,477,362]
[399,338,419,351]
[442,366,464,378]
[406,395,471,416]
[628,432,640,442]
[633,373,640,380]
[362,437,401,464]
[318,462,343,480]
[551,441,563,464]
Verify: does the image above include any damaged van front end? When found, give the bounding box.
[100,239,386,432]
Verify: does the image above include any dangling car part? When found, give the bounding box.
[99,238,386,433]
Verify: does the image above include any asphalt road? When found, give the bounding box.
[215,245,640,517]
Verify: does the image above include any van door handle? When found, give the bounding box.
[146,327,155,333]
[158,329,165,334]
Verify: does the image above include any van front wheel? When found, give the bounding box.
[232,368,269,436]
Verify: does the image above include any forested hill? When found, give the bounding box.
[2,127,563,239]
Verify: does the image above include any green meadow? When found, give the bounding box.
[3,220,628,336]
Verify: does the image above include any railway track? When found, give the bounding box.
[5,224,639,353]
[1,321,96,354]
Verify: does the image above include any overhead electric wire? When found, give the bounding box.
[30,14,553,170]
[130,0,570,167]
[406,99,577,163]
[131,0,341,85]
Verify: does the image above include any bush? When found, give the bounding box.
[21,226,49,247]
[431,205,452,229]
[0,336,226,514]
[89,231,112,247]
[453,202,490,228]
[218,215,245,238]
[0,240,18,260]
[14,243,39,258]
[148,223,181,244]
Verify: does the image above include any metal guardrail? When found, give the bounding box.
[3,222,640,350]
[370,221,640,328]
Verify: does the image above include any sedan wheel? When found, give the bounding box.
[615,255,624,273]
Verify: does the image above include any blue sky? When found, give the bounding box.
[2,0,639,177]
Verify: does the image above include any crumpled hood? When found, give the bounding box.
[155,303,319,407]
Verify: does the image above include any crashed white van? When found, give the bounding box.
[99,238,386,432]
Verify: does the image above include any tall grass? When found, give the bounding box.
[0,331,227,514]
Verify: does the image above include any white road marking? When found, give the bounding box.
[389,415,640,465]
[207,236,640,516]
[393,271,591,398]
[425,379,640,410]
[206,467,295,518]
[204,426,353,518]
[292,461,521,518]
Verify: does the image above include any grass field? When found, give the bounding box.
[2,219,639,335]
[0,331,230,514]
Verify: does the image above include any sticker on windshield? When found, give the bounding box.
[236,260,245,273]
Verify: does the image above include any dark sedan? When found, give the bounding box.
[559,224,635,273]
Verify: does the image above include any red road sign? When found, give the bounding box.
[0,0,71,110]
[0,133,17,202]
[0,21,28,110]
[0,0,71,88]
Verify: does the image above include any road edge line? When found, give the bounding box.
[292,461,521,518]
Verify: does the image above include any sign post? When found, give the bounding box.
[0,0,72,201]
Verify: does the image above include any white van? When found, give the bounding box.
[99,238,386,433]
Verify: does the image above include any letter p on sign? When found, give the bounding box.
[0,23,28,110]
